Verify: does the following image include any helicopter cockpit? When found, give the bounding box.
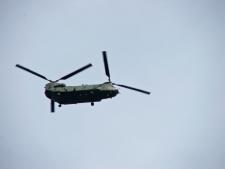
[53,83,66,88]
[45,83,66,90]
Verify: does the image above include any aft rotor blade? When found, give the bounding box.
[114,83,151,95]
[15,64,51,82]
[102,51,111,82]
[55,63,92,82]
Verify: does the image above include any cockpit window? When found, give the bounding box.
[54,84,65,88]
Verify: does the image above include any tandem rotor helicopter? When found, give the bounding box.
[16,51,150,113]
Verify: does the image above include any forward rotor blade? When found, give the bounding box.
[51,100,55,113]
[55,63,92,82]
[16,64,51,82]
[102,51,111,82]
[114,83,150,95]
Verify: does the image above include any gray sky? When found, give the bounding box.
[1,0,225,169]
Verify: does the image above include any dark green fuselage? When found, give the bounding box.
[45,82,119,105]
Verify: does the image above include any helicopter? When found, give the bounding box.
[16,51,150,113]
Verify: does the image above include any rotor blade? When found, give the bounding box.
[102,51,111,82]
[114,83,151,95]
[51,100,55,113]
[55,63,92,82]
[16,64,51,82]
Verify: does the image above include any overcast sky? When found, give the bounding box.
[1,0,225,169]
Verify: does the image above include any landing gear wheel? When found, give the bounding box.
[91,102,94,106]
[58,104,61,107]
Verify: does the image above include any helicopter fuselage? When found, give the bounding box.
[45,82,119,105]
[16,51,150,112]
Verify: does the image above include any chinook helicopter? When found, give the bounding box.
[16,51,150,112]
